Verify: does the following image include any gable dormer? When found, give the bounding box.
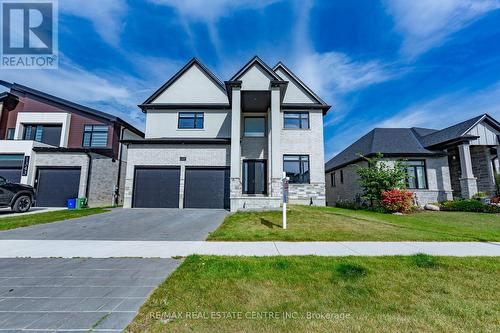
[230,56,282,91]
[141,58,228,106]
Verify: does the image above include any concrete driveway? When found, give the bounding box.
[0,257,180,332]
[0,208,228,241]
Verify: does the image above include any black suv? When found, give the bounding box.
[0,176,35,213]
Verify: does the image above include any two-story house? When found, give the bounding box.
[122,56,330,211]
[0,81,143,207]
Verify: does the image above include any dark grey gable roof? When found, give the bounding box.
[142,57,227,105]
[418,114,487,147]
[325,128,443,172]
[0,80,144,137]
[230,55,282,81]
[272,61,328,106]
[325,113,500,172]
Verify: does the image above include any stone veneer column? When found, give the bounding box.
[458,143,478,198]
[270,85,282,197]
[229,83,242,211]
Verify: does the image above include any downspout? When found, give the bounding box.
[115,127,126,205]
[85,151,92,200]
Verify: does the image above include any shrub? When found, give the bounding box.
[472,192,488,199]
[356,153,407,206]
[335,200,362,210]
[438,199,500,213]
[380,189,414,213]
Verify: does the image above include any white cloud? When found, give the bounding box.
[60,0,128,46]
[376,81,500,129]
[324,81,500,160]
[149,0,279,22]
[1,59,145,126]
[384,0,500,58]
[295,52,399,98]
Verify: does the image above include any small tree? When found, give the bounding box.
[356,153,407,206]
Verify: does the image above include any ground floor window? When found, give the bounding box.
[404,160,427,189]
[283,155,310,184]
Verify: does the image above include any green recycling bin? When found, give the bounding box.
[75,198,87,209]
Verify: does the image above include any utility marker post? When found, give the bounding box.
[282,172,289,229]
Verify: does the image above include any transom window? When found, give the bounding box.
[178,112,204,129]
[404,160,427,189]
[83,125,108,147]
[244,117,266,137]
[284,112,309,129]
[283,155,310,184]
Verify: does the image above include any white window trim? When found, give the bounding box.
[14,112,71,147]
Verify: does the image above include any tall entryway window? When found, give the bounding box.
[243,160,267,194]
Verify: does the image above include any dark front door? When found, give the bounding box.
[243,160,267,195]
[184,167,230,209]
[36,168,81,207]
[133,167,180,208]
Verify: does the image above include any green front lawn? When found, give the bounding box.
[0,207,110,231]
[208,205,500,241]
[126,255,500,332]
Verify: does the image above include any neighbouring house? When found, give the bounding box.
[0,81,144,207]
[122,56,330,211]
[325,114,500,206]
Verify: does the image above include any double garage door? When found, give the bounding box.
[133,167,229,209]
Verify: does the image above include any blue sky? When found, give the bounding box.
[2,0,500,160]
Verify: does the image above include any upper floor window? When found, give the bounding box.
[178,112,204,129]
[404,160,427,189]
[6,128,15,140]
[284,155,310,184]
[331,172,336,187]
[83,125,108,147]
[340,170,344,184]
[244,117,266,137]
[23,124,62,147]
[284,112,309,129]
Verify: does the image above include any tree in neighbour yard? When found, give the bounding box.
[356,153,407,206]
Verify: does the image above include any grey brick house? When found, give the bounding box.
[0,82,143,207]
[325,114,500,206]
[122,56,330,211]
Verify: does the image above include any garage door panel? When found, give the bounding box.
[36,168,81,207]
[184,168,229,209]
[133,168,180,208]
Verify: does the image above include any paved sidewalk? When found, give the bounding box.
[0,240,499,257]
[0,258,180,331]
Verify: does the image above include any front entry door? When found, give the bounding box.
[243,160,267,194]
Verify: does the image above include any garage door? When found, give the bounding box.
[184,167,230,209]
[36,168,81,207]
[133,167,180,208]
[0,154,24,183]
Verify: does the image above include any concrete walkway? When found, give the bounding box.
[0,240,499,257]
